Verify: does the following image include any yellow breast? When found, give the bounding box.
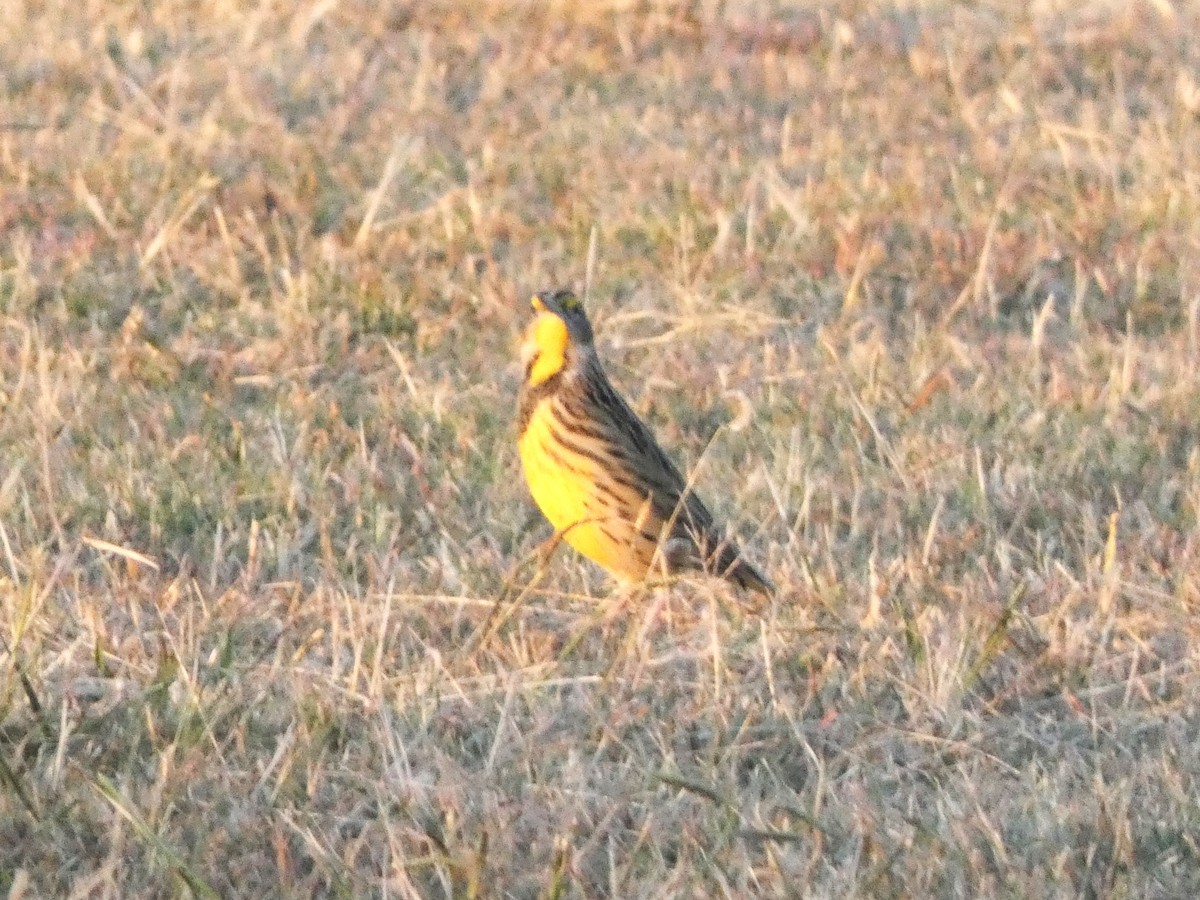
[517,398,658,581]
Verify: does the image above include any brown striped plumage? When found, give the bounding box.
[516,288,773,595]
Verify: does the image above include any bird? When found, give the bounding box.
[516,287,773,596]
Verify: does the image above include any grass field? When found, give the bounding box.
[3,0,1200,896]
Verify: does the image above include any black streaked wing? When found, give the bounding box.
[577,362,722,545]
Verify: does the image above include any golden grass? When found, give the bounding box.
[3,0,1200,895]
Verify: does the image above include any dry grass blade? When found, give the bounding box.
[963,582,1027,692]
[81,535,161,572]
[459,531,561,659]
[0,751,38,820]
[656,770,731,808]
[90,774,220,899]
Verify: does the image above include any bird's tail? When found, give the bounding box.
[711,540,774,597]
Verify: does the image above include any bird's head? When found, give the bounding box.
[520,288,594,386]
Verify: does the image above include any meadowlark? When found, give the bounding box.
[516,288,773,595]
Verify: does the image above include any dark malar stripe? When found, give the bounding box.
[517,373,563,435]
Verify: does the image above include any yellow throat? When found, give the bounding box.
[522,311,570,386]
